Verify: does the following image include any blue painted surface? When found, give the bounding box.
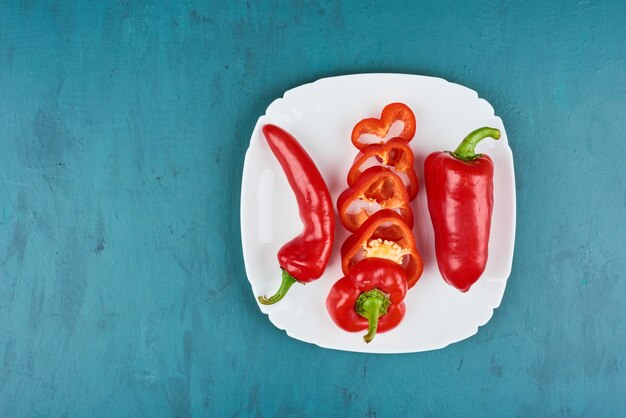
[1,1,625,416]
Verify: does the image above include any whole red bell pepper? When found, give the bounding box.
[351,102,416,150]
[341,209,423,289]
[424,127,500,292]
[337,166,413,233]
[347,138,419,201]
[326,258,407,343]
[257,124,335,305]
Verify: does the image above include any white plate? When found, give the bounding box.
[241,73,515,353]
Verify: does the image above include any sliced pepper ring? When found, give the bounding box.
[337,166,414,233]
[347,137,419,201]
[341,209,423,288]
[351,102,416,150]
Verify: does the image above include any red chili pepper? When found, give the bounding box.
[337,166,413,233]
[351,103,416,150]
[257,124,335,305]
[326,258,407,343]
[341,209,423,289]
[347,137,419,201]
[424,127,500,292]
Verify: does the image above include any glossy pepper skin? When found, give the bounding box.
[326,258,407,343]
[337,166,413,233]
[347,138,419,201]
[424,127,500,292]
[351,103,416,150]
[258,124,335,305]
[341,209,423,289]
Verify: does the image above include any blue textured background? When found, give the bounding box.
[1,1,625,416]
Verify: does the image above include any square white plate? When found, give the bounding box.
[241,73,515,353]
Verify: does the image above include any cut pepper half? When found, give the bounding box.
[347,137,419,201]
[341,209,423,288]
[351,102,416,150]
[326,258,407,343]
[337,166,413,233]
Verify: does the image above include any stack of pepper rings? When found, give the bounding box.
[326,103,424,343]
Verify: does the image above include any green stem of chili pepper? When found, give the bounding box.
[451,127,501,161]
[356,289,391,343]
[258,269,298,305]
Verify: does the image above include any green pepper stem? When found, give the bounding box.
[356,289,390,343]
[258,269,298,305]
[451,127,501,161]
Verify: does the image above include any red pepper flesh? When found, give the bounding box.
[337,166,413,233]
[258,124,335,304]
[351,102,416,150]
[326,258,407,343]
[424,127,500,292]
[341,209,423,289]
[347,138,419,201]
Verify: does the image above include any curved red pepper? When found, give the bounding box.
[424,127,500,292]
[347,137,419,201]
[257,124,335,305]
[351,103,416,150]
[337,166,413,233]
[326,258,407,343]
[341,209,423,289]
